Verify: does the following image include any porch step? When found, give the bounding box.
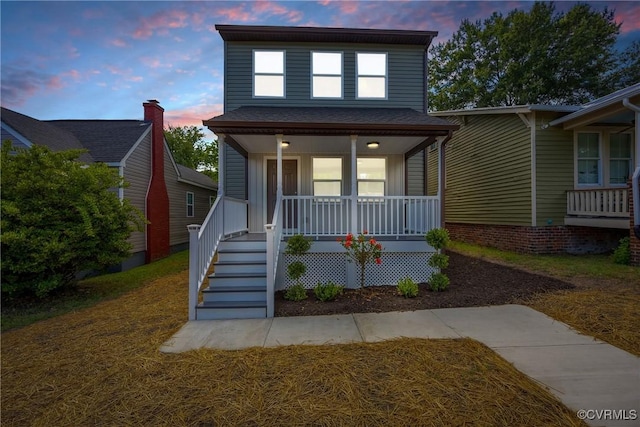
[208,272,267,287]
[218,240,266,251]
[196,301,267,320]
[214,261,266,275]
[216,249,267,263]
[202,285,266,303]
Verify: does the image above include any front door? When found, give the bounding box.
[267,159,298,228]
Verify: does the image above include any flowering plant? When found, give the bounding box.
[337,231,382,288]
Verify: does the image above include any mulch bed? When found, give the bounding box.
[275,251,575,317]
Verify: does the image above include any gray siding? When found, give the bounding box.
[406,150,425,196]
[247,151,404,232]
[2,127,30,150]
[165,146,217,246]
[426,145,439,196]
[535,112,574,226]
[122,132,151,253]
[225,41,425,112]
[442,115,532,226]
[224,143,246,199]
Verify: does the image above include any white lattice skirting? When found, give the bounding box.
[276,249,438,290]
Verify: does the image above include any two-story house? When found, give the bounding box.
[188,25,458,320]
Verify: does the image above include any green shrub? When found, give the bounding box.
[284,283,308,301]
[285,234,311,256]
[314,281,344,302]
[612,237,631,265]
[429,273,450,292]
[397,277,419,298]
[425,228,450,250]
[287,261,307,283]
[428,253,449,270]
[1,143,145,298]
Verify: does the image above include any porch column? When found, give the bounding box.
[217,134,226,198]
[351,135,358,234]
[437,131,454,228]
[275,134,283,200]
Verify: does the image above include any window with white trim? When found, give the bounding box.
[253,50,284,97]
[357,158,386,196]
[356,52,387,99]
[577,133,600,185]
[186,192,194,217]
[312,52,342,98]
[609,133,632,185]
[312,158,342,196]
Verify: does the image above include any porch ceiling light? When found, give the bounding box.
[367,141,380,149]
[281,140,290,148]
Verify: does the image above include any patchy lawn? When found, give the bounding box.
[1,262,584,426]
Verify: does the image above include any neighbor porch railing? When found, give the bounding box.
[566,188,629,218]
[281,195,440,237]
[265,195,283,318]
[188,196,248,320]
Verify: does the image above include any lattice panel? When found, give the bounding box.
[276,252,438,290]
[277,253,347,290]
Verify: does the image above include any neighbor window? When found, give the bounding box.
[312,52,342,98]
[609,133,632,185]
[357,158,386,196]
[313,157,342,196]
[577,133,601,185]
[356,52,387,99]
[254,50,284,97]
[186,192,194,217]
[209,195,216,208]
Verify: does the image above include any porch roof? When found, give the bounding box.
[203,106,458,137]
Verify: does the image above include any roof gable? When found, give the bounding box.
[1,107,94,162]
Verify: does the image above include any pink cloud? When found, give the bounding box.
[47,76,64,90]
[165,103,224,129]
[111,38,128,48]
[128,76,143,82]
[618,4,640,33]
[215,5,254,22]
[133,9,189,39]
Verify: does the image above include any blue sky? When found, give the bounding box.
[2,1,639,138]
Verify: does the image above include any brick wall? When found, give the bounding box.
[630,179,640,266]
[446,222,627,255]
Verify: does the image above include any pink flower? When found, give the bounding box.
[346,233,353,241]
[375,243,382,250]
[375,258,382,265]
[345,241,352,248]
[369,239,376,245]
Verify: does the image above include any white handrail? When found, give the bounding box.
[566,188,629,218]
[265,196,283,318]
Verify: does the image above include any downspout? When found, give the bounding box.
[622,98,640,238]
[438,130,454,228]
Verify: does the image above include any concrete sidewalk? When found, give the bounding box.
[160,304,639,427]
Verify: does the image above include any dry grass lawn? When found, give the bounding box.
[1,267,585,426]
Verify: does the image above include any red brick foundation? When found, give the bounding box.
[446,222,627,255]
[630,180,640,266]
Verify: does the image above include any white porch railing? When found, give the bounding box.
[265,196,283,318]
[188,196,248,320]
[281,195,440,236]
[567,188,629,218]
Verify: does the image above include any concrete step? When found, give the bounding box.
[208,272,266,288]
[216,249,266,263]
[214,261,266,275]
[202,285,267,303]
[196,301,267,320]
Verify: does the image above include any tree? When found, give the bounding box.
[1,143,146,298]
[610,41,640,90]
[164,125,218,181]
[428,2,620,110]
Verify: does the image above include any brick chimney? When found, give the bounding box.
[143,100,170,262]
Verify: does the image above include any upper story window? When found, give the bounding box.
[356,52,387,99]
[312,52,343,98]
[357,158,386,196]
[313,157,342,196]
[253,50,284,98]
[577,133,601,185]
[609,133,632,185]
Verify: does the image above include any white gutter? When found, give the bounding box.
[622,98,640,238]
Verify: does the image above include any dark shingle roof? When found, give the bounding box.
[47,120,151,163]
[1,107,94,162]
[215,25,438,47]
[176,164,218,190]
[204,106,458,136]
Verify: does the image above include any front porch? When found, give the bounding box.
[565,187,630,229]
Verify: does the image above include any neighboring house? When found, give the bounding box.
[429,83,639,262]
[1,101,218,270]
[189,25,458,320]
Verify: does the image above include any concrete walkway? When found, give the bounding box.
[161,304,639,427]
